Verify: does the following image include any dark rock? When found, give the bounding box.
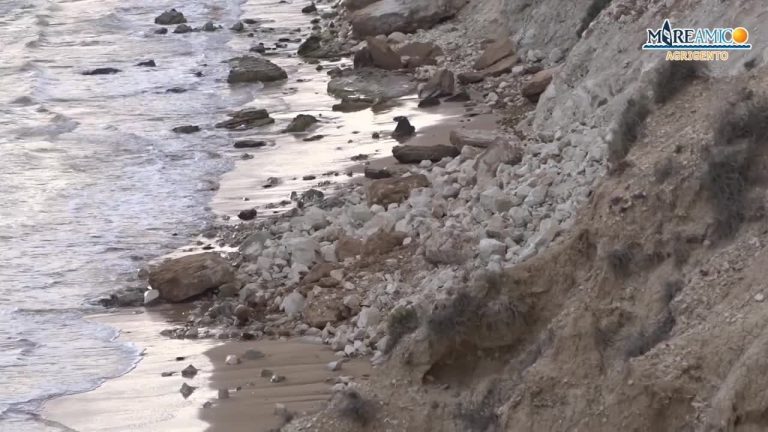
[445,91,470,102]
[521,66,559,102]
[392,116,415,140]
[250,43,266,54]
[418,96,440,108]
[155,9,186,25]
[227,56,288,83]
[136,60,156,67]
[172,125,200,134]
[397,41,444,59]
[350,0,468,37]
[181,365,199,378]
[364,167,392,179]
[161,371,176,377]
[372,132,381,139]
[419,69,454,99]
[173,24,193,34]
[282,114,318,133]
[243,349,265,360]
[201,21,217,32]
[166,87,186,94]
[231,21,245,32]
[303,134,324,142]
[216,108,274,130]
[457,71,484,84]
[149,253,236,302]
[155,27,169,35]
[481,55,518,78]
[392,144,459,163]
[301,3,317,13]
[238,208,258,221]
[367,174,430,206]
[365,37,402,70]
[180,383,196,399]
[218,388,230,400]
[234,140,269,149]
[82,67,121,76]
[242,18,258,25]
[353,47,374,69]
[298,35,321,56]
[302,175,316,180]
[351,154,368,161]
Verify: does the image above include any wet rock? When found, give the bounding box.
[479,55,518,78]
[353,47,374,69]
[243,349,265,360]
[367,174,430,206]
[397,41,443,60]
[283,114,317,133]
[82,67,121,76]
[521,66,559,102]
[180,383,196,399]
[172,125,200,134]
[161,371,175,377]
[364,167,392,179]
[387,31,407,44]
[281,292,306,317]
[478,238,507,260]
[149,253,236,302]
[392,145,459,164]
[327,69,416,101]
[165,87,186,94]
[298,35,321,56]
[234,304,252,323]
[296,188,324,207]
[270,375,286,383]
[218,388,230,400]
[474,38,515,70]
[216,108,274,130]
[250,43,266,54]
[344,0,379,10]
[181,364,199,378]
[364,230,407,256]
[155,9,186,25]
[327,360,343,371]
[227,56,288,84]
[260,369,275,378]
[332,97,373,113]
[449,128,500,150]
[201,21,217,32]
[225,355,240,365]
[350,0,469,37]
[230,21,245,32]
[445,91,470,103]
[365,37,402,70]
[392,116,415,140]
[304,293,346,328]
[457,71,484,84]
[173,24,193,34]
[419,69,454,99]
[238,208,258,221]
[154,27,169,35]
[136,60,156,67]
[301,3,317,13]
[303,134,324,142]
[474,137,523,185]
[234,139,269,149]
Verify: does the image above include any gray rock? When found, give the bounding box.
[474,138,523,185]
[350,0,469,37]
[218,388,230,399]
[449,128,500,150]
[474,38,515,70]
[172,125,200,134]
[227,56,288,84]
[243,349,266,360]
[365,37,402,70]
[201,21,217,32]
[392,145,459,164]
[149,253,235,302]
[173,24,193,34]
[419,69,454,100]
[180,383,196,399]
[155,9,186,25]
[181,364,198,378]
[478,238,507,260]
[327,69,416,101]
[230,21,245,32]
[215,108,274,130]
[282,114,318,133]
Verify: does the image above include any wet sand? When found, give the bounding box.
[43,311,370,432]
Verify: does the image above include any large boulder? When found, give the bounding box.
[419,69,454,99]
[474,138,523,185]
[344,0,379,10]
[367,174,430,206]
[304,291,346,328]
[155,9,186,25]
[392,144,459,164]
[473,38,515,70]
[350,0,468,37]
[215,108,274,130]
[365,37,402,70]
[521,66,560,102]
[227,56,288,84]
[327,69,416,101]
[149,253,235,302]
[282,114,318,133]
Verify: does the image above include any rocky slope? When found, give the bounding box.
[136,0,768,430]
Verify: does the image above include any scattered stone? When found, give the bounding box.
[445,91,471,103]
[367,174,430,206]
[225,354,240,365]
[166,87,186,94]
[173,24,193,34]
[418,96,440,108]
[154,27,169,35]
[392,145,459,164]
[172,125,200,134]
[332,97,374,113]
[234,140,269,149]
[180,383,196,399]
[181,365,199,378]
[82,68,121,76]
[364,167,392,179]
[474,138,523,185]
[755,293,765,302]
[136,60,156,67]
[283,114,318,133]
[457,71,484,84]
[161,371,175,377]
[227,56,288,84]
[238,208,258,221]
[149,253,235,302]
[474,38,515,70]
[282,292,306,317]
[353,47,374,69]
[260,369,275,378]
[478,238,507,259]
[155,9,186,25]
[298,35,321,57]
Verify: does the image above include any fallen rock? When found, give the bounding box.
[282,292,306,317]
[143,289,160,305]
[388,31,407,44]
[201,21,217,32]
[301,3,317,13]
[336,235,364,260]
[303,263,337,285]
[238,208,258,221]
[457,71,484,84]
[344,0,379,10]
[449,128,500,150]
[136,60,156,67]
[392,116,415,140]
[218,388,230,400]
[155,9,186,25]
[303,134,324,142]
[283,114,318,133]
[350,0,469,37]
[154,27,169,35]
[445,91,470,102]
[419,69,454,99]
[418,96,441,108]
[480,55,518,78]
[332,97,373,113]
[364,167,392,179]
[365,37,402,70]
[304,292,346,328]
[364,229,407,256]
[353,47,374,69]
[521,66,559,102]
[180,383,196,399]
[227,56,288,84]
[367,174,430,206]
[473,38,515,70]
[234,304,252,323]
[230,21,245,32]
[149,253,236,302]
[270,375,286,383]
[82,68,120,76]
[397,41,444,60]
[225,354,240,365]
[474,137,523,185]
[298,35,321,56]
[392,145,459,164]
[233,139,269,149]
[327,360,343,371]
[327,69,416,101]
[216,108,274,130]
[478,238,507,259]
[173,24,193,34]
[172,125,200,134]
[181,365,199,378]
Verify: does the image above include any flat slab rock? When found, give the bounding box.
[148,253,235,302]
[327,68,417,101]
[350,0,468,37]
[392,144,459,164]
